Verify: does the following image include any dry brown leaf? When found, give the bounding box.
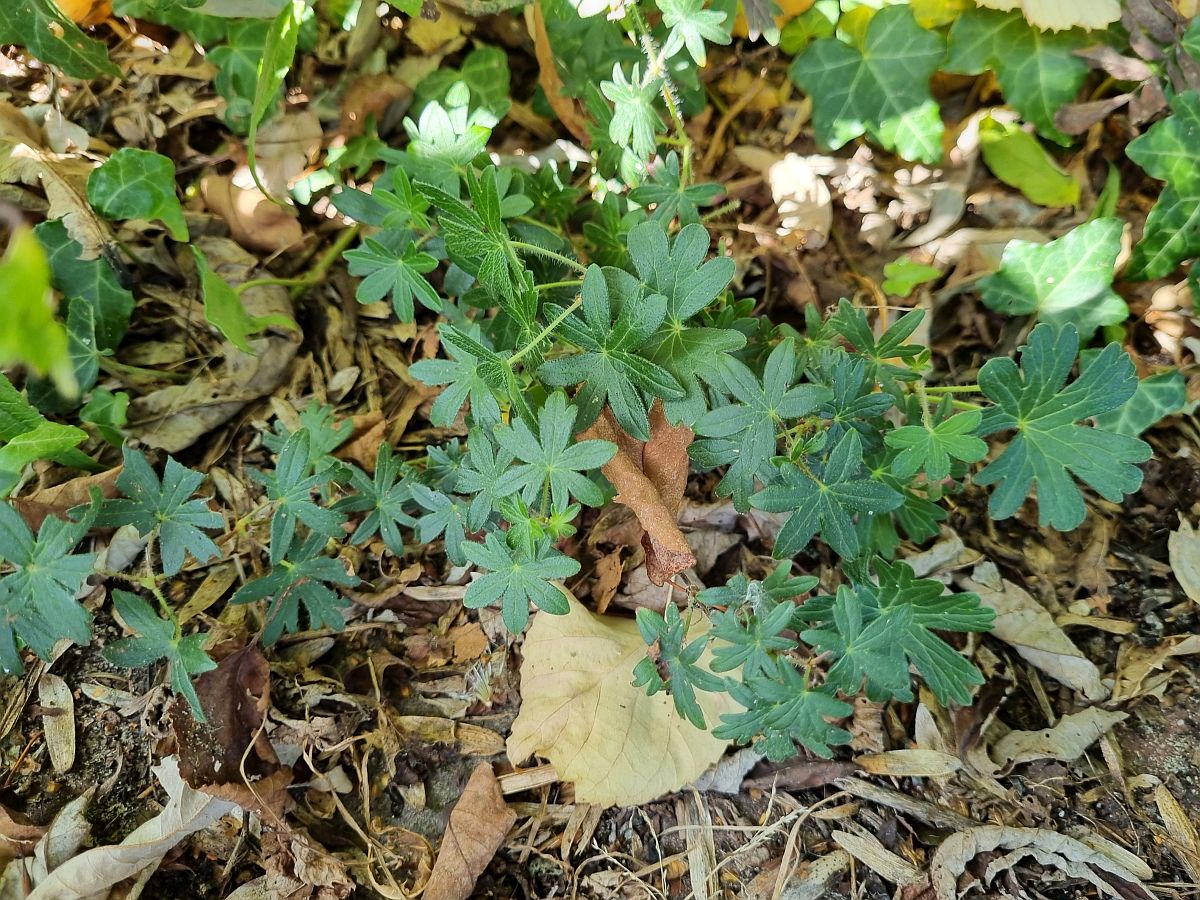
[854,749,961,778]
[0,102,107,259]
[423,763,516,900]
[201,172,303,254]
[989,708,1127,768]
[249,110,323,197]
[37,673,75,775]
[1112,633,1200,700]
[579,402,695,586]
[10,465,122,532]
[168,645,292,819]
[525,3,590,145]
[833,830,922,886]
[507,589,734,807]
[593,549,623,614]
[930,825,1152,900]
[1169,518,1200,604]
[332,411,386,472]
[958,563,1107,701]
[339,74,412,138]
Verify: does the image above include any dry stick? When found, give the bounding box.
[834,776,978,831]
[701,70,767,172]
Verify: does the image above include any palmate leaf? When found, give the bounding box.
[462,534,577,634]
[978,218,1127,341]
[658,0,730,66]
[633,604,725,729]
[97,447,222,577]
[628,152,723,227]
[0,500,96,673]
[538,265,684,441]
[335,444,416,556]
[232,534,358,645]
[1125,91,1200,281]
[252,429,347,565]
[944,7,1089,145]
[800,560,993,706]
[977,323,1152,531]
[751,430,903,560]
[0,0,119,78]
[789,6,946,164]
[493,391,616,510]
[410,484,470,565]
[344,237,441,322]
[104,590,216,720]
[411,324,505,429]
[885,409,988,482]
[455,429,514,532]
[600,63,665,161]
[694,340,829,511]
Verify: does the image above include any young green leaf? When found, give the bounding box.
[713,659,852,760]
[633,604,725,729]
[232,534,358,645]
[885,409,988,482]
[881,258,941,298]
[789,6,946,163]
[494,391,616,510]
[538,265,684,441]
[462,534,577,634]
[344,237,441,322]
[192,247,297,353]
[246,0,305,200]
[628,152,723,227]
[694,340,829,511]
[659,0,730,66]
[0,228,73,393]
[410,324,505,429]
[977,323,1152,531]
[978,218,1127,341]
[0,500,96,673]
[88,149,188,241]
[944,7,1089,145]
[103,590,216,720]
[409,484,471,565]
[336,444,416,556]
[98,447,222,576]
[978,115,1080,208]
[709,599,797,679]
[455,429,515,533]
[1125,90,1200,281]
[751,430,903,560]
[252,429,347,565]
[600,63,665,162]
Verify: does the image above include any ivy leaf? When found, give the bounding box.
[885,409,988,482]
[944,7,1089,145]
[801,560,992,705]
[494,391,616,510]
[410,484,471,565]
[659,0,730,65]
[0,228,73,393]
[713,658,852,760]
[88,149,188,241]
[344,238,441,322]
[97,447,222,577]
[751,430,903,560]
[411,324,504,429]
[208,20,272,132]
[335,445,415,556]
[103,590,216,720]
[0,500,96,672]
[977,323,1152,531]
[462,534,577,634]
[0,0,120,78]
[538,265,684,441]
[628,152,723,227]
[251,429,347,565]
[232,534,357,645]
[978,219,1127,341]
[789,6,946,164]
[1125,91,1200,281]
[694,340,830,511]
[1093,370,1189,438]
[36,220,134,352]
[600,63,665,161]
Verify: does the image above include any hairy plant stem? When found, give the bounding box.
[508,240,587,274]
[509,294,584,366]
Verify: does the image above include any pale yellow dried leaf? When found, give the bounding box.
[854,749,961,778]
[973,0,1121,32]
[1113,633,1200,700]
[1154,782,1200,881]
[507,590,734,807]
[0,143,105,260]
[989,707,1127,767]
[832,830,922,886]
[37,673,75,775]
[1168,518,1200,603]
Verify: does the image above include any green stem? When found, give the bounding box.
[237,225,363,298]
[924,384,981,394]
[534,279,584,292]
[701,199,741,222]
[509,294,583,366]
[508,241,587,274]
[951,400,984,411]
[915,381,933,430]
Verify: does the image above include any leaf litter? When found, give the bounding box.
[1,1,1200,899]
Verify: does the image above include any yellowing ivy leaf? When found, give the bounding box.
[973,0,1121,32]
[507,590,734,807]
